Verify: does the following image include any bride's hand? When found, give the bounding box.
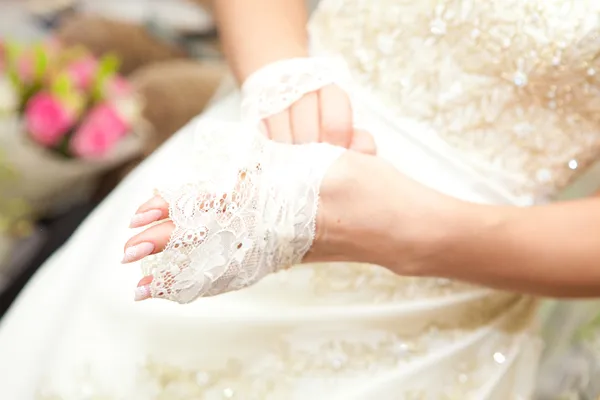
[120,120,352,303]
[262,84,376,154]
[123,151,361,302]
[120,119,455,304]
[241,57,376,155]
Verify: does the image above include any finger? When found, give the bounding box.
[318,85,353,148]
[129,195,169,228]
[134,275,153,301]
[259,120,270,138]
[290,92,320,144]
[350,129,377,155]
[122,220,175,263]
[265,111,293,143]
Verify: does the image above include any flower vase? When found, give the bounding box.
[0,117,144,217]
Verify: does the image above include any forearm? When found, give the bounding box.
[420,198,600,297]
[213,0,310,83]
[337,155,600,297]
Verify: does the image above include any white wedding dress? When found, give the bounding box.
[2,0,600,398]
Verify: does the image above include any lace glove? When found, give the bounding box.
[139,120,345,303]
[240,56,356,123]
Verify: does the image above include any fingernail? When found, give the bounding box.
[134,285,151,301]
[129,209,163,228]
[122,242,155,263]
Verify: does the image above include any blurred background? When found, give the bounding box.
[0,0,231,315]
[1,2,599,399]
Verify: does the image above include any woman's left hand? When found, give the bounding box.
[262,84,376,154]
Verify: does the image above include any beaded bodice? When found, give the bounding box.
[310,0,600,204]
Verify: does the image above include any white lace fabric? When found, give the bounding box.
[241,56,355,122]
[139,57,357,303]
[140,121,344,303]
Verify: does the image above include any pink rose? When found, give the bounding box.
[70,103,129,159]
[66,56,98,90]
[103,75,133,99]
[25,92,75,146]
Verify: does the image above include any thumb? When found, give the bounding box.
[350,129,377,155]
[134,275,153,301]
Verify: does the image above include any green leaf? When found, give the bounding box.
[48,74,85,116]
[4,40,20,68]
[51,73,72,99]
[99,53,120,75]
[4,41,22,91]
[91,53,121,102]
[54,131,75,158]
[32,43,49,81]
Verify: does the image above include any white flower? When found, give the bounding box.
[114,96,142,126]
[0,76,18,114]
[169,233,230,301]
[190,234,228,279]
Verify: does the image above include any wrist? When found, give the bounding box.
[314,151,494,277]
[307,150,506,279]
[307,152,393,264]
[234,43,309,84]
[240,56,354,122]
[383,186,474,278]
[308,152,452,270]
[411,200,512,280]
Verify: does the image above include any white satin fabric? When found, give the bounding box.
[0,87,541,399]
[11,0,600,397]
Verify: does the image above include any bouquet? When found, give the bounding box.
[0,148,32,267]
[0,38,144,215]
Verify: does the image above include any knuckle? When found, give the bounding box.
[322,120,351,143]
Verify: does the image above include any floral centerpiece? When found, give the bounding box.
[0,148,32,267]
[0,38,145,215]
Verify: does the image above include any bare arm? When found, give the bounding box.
[213,0,310,82]
[321,154,600,298]
[428,196,600,297]
[212,1,374,153]
[188,4,600,298]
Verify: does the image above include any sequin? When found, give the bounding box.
[513,71,528,87]
[35,295,538,399]
[310,0,600,204]
[31,2,555,399]
[569,159,579,170]
[493,351,506,364]
[536,169,552,183]
[308,263,476,303]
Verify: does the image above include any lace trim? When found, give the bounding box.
[309,0,600,204]
[240,57,355,122]
[140,120,344,303]
[35,294,539,399]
